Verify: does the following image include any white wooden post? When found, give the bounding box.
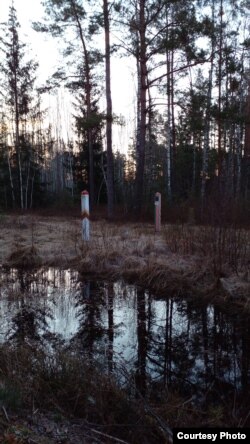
[81,190,90,241]
[154,192,161,232]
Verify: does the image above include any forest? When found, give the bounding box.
[0,0,250,221]
[0,2,250,441]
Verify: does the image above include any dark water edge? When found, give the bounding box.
[0,266,250,420]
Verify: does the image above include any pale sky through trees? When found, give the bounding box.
[0,0,249,215]
[0,0,135,154]
[0,0,59,82]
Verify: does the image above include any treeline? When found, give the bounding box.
[0,0,249,221]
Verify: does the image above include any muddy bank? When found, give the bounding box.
[0,214,249,309]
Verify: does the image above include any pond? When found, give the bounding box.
[0,267,249,411]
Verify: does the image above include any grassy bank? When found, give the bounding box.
[0,214,249,310]
[0,214,250,442]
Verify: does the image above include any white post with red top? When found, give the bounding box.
[81,190,90,241]
[155,192,161,232]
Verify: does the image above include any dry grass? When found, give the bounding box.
[0,344,167,444]
[0,215,249,441]
[6,245,41,269]
[0,343,248,443]
[0,214,249,307]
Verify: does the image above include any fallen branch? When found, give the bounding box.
[90,428,130,444]
[2,406,10,422]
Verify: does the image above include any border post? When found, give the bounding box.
[81,190,90,241]
[154,192,161,232]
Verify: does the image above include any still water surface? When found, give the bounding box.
[0,267,249,405]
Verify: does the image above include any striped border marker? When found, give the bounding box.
[81,190,90,241]
[155,192,161,232]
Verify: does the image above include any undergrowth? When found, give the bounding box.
[0,344,166,443]
[163,224,250,277]
[0,343,248,444]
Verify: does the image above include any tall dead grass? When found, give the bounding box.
[162,224,250,276]
[0,344,166,443]
[0,215,249,304]
[0,343,247,441]
[6,245,41,269]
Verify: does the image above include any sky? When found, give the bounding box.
[0,0,135,154]
[0,0,60,82]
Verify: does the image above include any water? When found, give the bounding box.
[0,267,249,408]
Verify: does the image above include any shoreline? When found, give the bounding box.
[0,214,249,312]
[0,214,250,441]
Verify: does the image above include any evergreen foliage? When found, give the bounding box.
[0,0,249,220]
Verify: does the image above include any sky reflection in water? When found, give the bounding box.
[0,267,249,404]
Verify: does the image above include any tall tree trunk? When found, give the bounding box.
[9,5,23,209]
[146,71,153,201]
[235,62,245,198]
[135,0,147,215]
[217,0,223,176]
[14,68,23,209]
[166,47,172,201]
[7,146,16,206]
[235,124,242,197]
[189,70,197,195]
[227,124,234,198]
[201,0,215,210]
[103,0,114,219]
[136,14,141,170]
[201,67,213,205]
[71,0,95,209]
[165,6,172,201]
[245,77,250,159]
[244,76,250,199]
[171,44,176,163]
[25,157,31,210]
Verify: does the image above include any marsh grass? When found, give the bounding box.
[0,215,249,305]
[6,245,41,269]
[163,224,250,276]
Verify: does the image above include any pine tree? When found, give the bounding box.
[0,2,41,209]
[34,0,101,209]
[103,0,115,218]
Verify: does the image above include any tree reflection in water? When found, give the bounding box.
[72,281,107,359]
[0,268,249,413]
[135,288,147,396]
[5,269,51,345]
[107,282,114,373]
